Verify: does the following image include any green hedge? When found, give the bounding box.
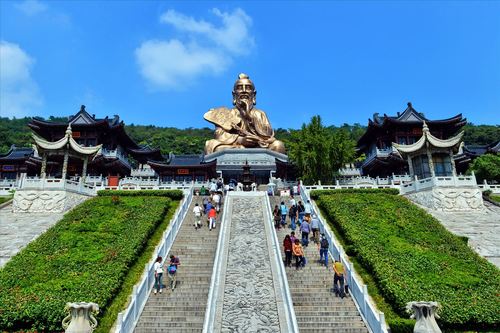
[97,189,183,200]
[0,195,174,331]
[310,188,399,199]
[0,195,13,205]
[316,192,500,331]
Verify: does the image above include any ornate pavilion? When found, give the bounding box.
[357,102,467,177]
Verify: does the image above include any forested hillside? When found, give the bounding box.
[0,116,498,155]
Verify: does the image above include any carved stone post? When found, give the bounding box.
[82,156,88,183]
[426,148,435,178]
[407,156,414,177]
[62,148,69,180]
[449,151,457,177]
[62,302,99,333]
[41,153,47,179]
[406,301,441,333]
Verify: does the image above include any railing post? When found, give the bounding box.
[115,312,123,333]
[379,312,387,332]
[132,285,138,320]
[362,284,369,316]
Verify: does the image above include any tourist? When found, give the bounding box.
[208,205,217,231]
[153,256,164,295]
[167,255,180,291]
[333,257,346,298]
[289,203,298,231]
[283,234,293,267]
[293,184,298,196]
[213,192,221,212]
[205,200,213,227]
[273,205,281,229]
[193,203,203,230]
[280,201,288,227]
[290,231,297,244]
[210,181,217,194]
[297,201,305,226]
[289,195,296,206]
[203,197,209,211]
[200,185,207,196]
[304,199,312,218]
[310,214,320,243]
[300,218,311,247]
[319,233,329,267]
[292,239,305,269]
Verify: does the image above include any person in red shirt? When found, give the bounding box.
[283,234,293,267]
[208,206,217,231]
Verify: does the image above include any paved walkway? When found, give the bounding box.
[424,201,500,268]
[0,204,64,268]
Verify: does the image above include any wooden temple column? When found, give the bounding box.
[62,148,69,180]
[40,153,47,179]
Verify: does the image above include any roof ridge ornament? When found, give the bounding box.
[66,124,72,137]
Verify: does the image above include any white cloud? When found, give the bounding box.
[0,41,43,117]
[136,8,254,90]
[14,0,47,16]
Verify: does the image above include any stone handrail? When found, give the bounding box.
[299,185,388,333]
[202,191,230,333]
[114,186,194,333]
[263,193,299,333]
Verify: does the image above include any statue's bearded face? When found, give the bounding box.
[233,83,256,115]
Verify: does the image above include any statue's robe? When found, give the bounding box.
[204,107,284,154]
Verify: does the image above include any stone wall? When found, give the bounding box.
[12,190,91,213]
[404,187,484,211]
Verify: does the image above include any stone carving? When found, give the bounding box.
[204,73,285,154]
[221,197,280,332]
[62,302,99,333]
[13,190,90,213]
[406,301,442,333]
[405,187,483,211]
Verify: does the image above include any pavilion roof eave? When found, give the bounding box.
[32,130,102,156]
[392,123,464,157]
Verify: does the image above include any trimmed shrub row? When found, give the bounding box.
[0,195,175,331]
[97,189,183,200]
[316,192,500,331]
[310,188,399,199]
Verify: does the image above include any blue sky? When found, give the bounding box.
[1,1,499,129]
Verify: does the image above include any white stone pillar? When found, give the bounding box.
[449,151,457,177]
[407,156,414,177]
[81,156,88,183]
[62,149,69,180]
[426,149,435,178]
[40,153,47,179]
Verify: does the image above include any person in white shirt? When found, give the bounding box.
[304,200,312,216]
[289,195,296,206]
[209,182,217,194]
[213,193,221,212]
[153,256,164,294]
[193,203,203,230]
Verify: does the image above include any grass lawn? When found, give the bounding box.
[314,190,500,333]
[0,194,180,332]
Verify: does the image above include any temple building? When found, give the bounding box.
[0,146,36,180]
[357,102,466,177]
[26,106,162,182]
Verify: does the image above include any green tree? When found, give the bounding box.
[287,115,356,184]
[468,154,500,182]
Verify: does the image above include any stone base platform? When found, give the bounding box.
[13,189,91,213]
[404,186,483,211]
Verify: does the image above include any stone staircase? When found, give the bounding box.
[271,197,369,333]
[134,199,221,333]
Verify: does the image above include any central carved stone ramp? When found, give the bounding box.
[271,197,369,333]
[134,199,221,333]
[208,192,291,332]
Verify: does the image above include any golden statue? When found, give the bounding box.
[204,73,286,154]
